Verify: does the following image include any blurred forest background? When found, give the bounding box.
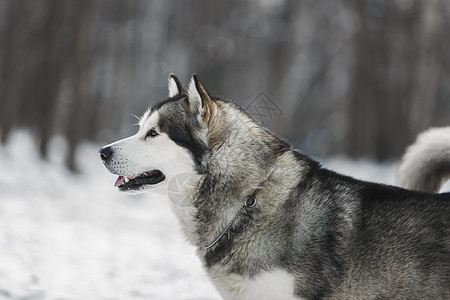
[0,0,449,171]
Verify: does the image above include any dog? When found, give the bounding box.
[99,74,450,299]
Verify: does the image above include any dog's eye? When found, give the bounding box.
[146,127,159,138]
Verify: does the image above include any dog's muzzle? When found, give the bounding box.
[98,146,166,191]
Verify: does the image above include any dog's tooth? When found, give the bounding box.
[124,177,130,183]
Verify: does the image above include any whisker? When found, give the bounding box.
[130,113,141,122]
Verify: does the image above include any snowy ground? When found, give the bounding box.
[0,131,402,300]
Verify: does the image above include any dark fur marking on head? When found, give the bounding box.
[155,97,209,172]
[151,94,187,114]
[158,116,207,172]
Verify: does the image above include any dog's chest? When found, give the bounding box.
[210,269,304,300]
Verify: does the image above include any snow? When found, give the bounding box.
[0,131,218,300]
[0,131,404,300]
[322,156,398,185]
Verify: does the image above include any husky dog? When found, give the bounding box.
[100,74,450,299]
[397,127,450,193]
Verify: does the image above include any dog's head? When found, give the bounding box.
[99,74,222,193]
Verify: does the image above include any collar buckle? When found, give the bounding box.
[244,195,256,207]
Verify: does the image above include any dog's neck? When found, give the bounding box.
[202,102,289,181]
[193,115,302,245]
[170,101,312,254]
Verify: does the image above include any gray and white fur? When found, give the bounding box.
[100,74,450,300]
[397,127,450,193]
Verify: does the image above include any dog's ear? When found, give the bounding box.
[187,74,223,146]
[168,73,185,97]
[187,74,212,116]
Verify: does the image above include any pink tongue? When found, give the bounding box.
[114,176,124,187]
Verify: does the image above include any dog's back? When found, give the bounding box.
[344,182,450,299]
[297,168,450,299]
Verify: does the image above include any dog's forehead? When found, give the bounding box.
[139,110,159,129]
[138,98,187,134]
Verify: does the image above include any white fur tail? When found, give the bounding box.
[397,127,450,193]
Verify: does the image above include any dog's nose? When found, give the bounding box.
[99,146,113,161]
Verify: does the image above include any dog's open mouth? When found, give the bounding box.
[114,170,165,191]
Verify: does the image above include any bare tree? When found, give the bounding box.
[0,0,449,170]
